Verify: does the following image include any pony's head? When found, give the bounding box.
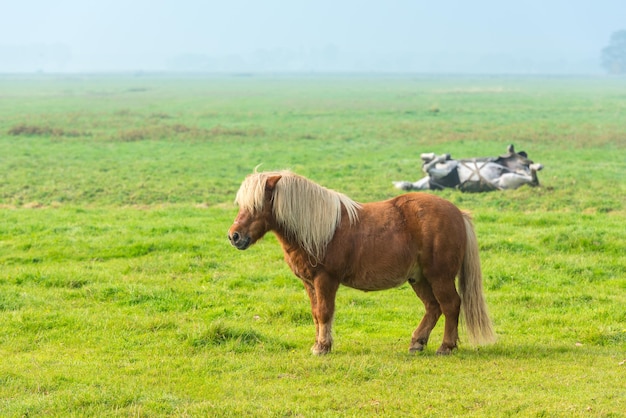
[228,171,282,250]
[228,170,361,258]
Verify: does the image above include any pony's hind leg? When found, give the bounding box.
[409,278,442,352]
[429,276,461,355]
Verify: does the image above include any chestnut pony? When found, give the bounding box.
[228,170,495,355]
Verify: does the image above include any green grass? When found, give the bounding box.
[0,74,625,416]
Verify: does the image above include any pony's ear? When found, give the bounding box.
[265,175,282,192]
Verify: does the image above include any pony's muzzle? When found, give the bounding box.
[228,231,251,250]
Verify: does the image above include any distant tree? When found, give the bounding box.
[601,30,626,74]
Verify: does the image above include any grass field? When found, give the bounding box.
[0,74,625,416]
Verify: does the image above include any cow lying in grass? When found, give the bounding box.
[393,144,543,192]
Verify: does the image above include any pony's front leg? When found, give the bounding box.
[310,274,340,355]
[302,281,320,350]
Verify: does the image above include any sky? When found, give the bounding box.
[1,0,625,74]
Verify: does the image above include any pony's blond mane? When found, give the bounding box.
[235,170,361,259]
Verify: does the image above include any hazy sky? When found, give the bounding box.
[2,0,625,73]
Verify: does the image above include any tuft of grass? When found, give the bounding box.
[187,321,264,348]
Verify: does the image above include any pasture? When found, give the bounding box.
[0,74,625,416]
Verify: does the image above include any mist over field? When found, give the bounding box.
[2,0,625,74]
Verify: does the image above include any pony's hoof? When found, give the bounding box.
[435,345,456,355]
[530,163,544,171]
[393,181,413,191]
[409,343,425,353]
[311,343,331,355]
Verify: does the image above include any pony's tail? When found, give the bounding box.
[459,212,496,345]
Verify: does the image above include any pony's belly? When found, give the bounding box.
[341,271,411,291]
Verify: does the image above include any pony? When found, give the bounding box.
[228,170,495,355]
[393,144,543,192]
